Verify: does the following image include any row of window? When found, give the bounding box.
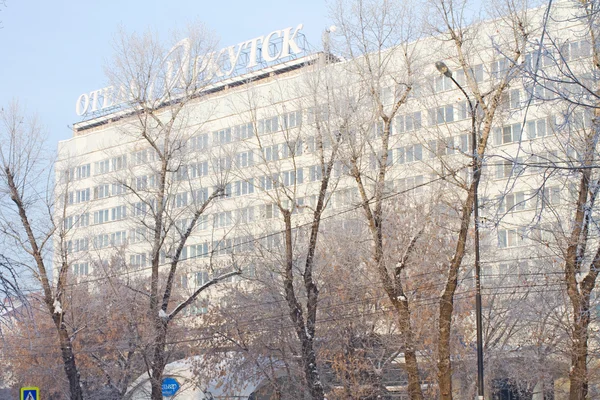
[498,223,560,249]
[495,186,561,214]
[493,117,555,145]
[92,231,128,249]
[494,151,561,179]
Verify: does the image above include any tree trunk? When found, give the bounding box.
[52,313,84,400]
[282,211,325,400]
[437,184,476,400]
[150,319,169,400]
[569,297,590,400]
[394,299,423,400]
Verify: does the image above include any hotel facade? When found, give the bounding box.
[55,1,598,396]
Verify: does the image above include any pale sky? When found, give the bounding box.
[0,0,330,146]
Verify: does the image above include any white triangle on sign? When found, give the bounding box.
[25,392,35,400]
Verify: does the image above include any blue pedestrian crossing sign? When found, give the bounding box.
[20,387,39,400]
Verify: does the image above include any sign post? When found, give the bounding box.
[161,377,180,397]
[20,387,39,400]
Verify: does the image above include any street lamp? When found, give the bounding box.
[435,60,485,400]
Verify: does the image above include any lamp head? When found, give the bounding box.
[435,61,452,78]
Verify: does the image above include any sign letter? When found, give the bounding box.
[280,24,304,57]
[75,93,90,116]
[262,30,283,62]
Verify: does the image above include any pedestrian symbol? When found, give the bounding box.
[20,387,39,400]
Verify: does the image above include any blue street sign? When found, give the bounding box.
[162,377,180,397]
[20,387,39,400]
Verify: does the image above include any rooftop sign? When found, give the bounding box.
[75,24,305,117]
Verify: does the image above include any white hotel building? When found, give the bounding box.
[56,2,595,387]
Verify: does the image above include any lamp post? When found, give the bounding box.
[435,60,485,400]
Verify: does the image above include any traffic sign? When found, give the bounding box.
[162,377,180,397]
[20,387,39,400]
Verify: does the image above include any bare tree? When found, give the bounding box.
[328,1,428,397]
[517,1,600,397]
[102,27,241,400]
[0,101,85,399]
[423,0,533,396]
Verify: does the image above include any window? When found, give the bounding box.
[501,89,521,110]
[187,298,209,315]
[307,105,329,124]
[498,191,526,213]
[111,231,127,246]
[235,179,254,196]
[282,110,302,129]
[525,118,551,139]
[130,228,147,244]
[174,166,189,182]
[397,144,423,164]
[434,74,453,92]
[334,160,350,176]
[112,183,127,196]
[129,253,147,267]
[76,164,91,180]
[258,116,279,134]
[234,122,254,140]
[281,140,303,159]
[308,165,323,182]
[193,188,209,204]
[560,39,592,61]
[94,159,110,175]
[523,49,555,70]
[498,228,527,248]
[93,209,110,225]
[260,174,279,190]
[73,262,89,276]
[570,110,593,130]
[112,155,127,171]
[213,239,233,256]
[263,144,280,162]
[132,202,147,217]
[175,192,188,208]
[397,175,424,193]
[213,211,232,228]
[239,207,255,224]
[131,149,149,166]
[189,134,209,151]
[67,238,89,253]
[93,234,110,249]
[264,203,279,219]
[283,170,303,186]
[542,186,561,206]
[111,205,127,221]
[213,128,232,144]
[196,271,210,286]
[94,184,110,199]
[66,213,90,228]
[236,151,254,168]
[189,242,209,259]
[212,157,232,173]
[134,175,148,190]
[490,58,511,79]
[493,123,522,145]
[218,183,232,199]
[428,105,454,125]
[455,64,484,85]
[196,215,209,231]
[395,112,422,134]
[190,161,209,178]
[495,160,520,179]
[70,188,91,204]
